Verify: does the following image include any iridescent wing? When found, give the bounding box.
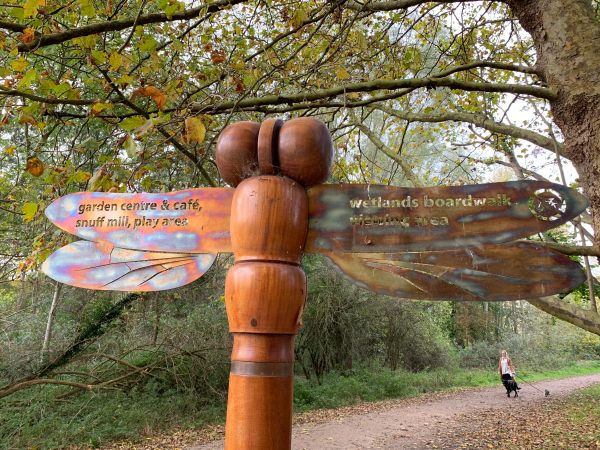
[42,188,233,292]
[325,242,586,301]
[306,181,589,253]
[41,241,216,291]
[45,188,233,253]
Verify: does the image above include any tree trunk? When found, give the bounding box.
[40,281,62,362]
[508,0,600,330]
[508,0,600,245]
[152,295,161,346]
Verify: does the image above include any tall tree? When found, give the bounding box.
[0,0,598,332]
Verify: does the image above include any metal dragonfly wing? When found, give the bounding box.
[42,181,589,299]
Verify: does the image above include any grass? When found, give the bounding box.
[515,359,600,381]
[0,386,225,450]
[293,360,600,411]
[1,360,599,449]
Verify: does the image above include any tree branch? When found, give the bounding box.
[0,378,93,400]
[0,85,98,106]
[97,68,216,187]
[345,0,488,12]
[194,77,556,114]
[349,115,423,186]
[528,296,600,335]
[0,20,27,33]
[375,106,565,156]
[15,0,247,52]
[433,60,542,78]
[344,0,485,12]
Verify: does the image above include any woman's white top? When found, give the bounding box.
[500,357,511,375]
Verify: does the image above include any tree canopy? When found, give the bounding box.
[1,0,599,332]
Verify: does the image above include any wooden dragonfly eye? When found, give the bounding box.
[278,117,333,187]
[215,117,333,187]
[216,121,261,187]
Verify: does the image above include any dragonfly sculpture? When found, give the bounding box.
[42,118,587,301]
[41,117,589,450]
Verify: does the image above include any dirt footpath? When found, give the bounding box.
[189,373,600,450]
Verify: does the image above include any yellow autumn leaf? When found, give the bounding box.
[183,117,206,144]
[4,145,15,156]
[108,52,123,71]
[23,0,45,18]
[90,102,112,116]
[291,6,309,28]
[79,0,96,17]
[19,114,37,126]
[11,58,28,72]
[22,202,39,223]
[335,67,351,80]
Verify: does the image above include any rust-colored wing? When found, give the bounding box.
[41,241,216,291]
[45,188,233,253]
[326,242,585,301]
[307,181,588,253]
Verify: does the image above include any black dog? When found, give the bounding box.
[502,378,519,397]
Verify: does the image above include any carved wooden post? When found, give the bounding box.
[216,118,333,450]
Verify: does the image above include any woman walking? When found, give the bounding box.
[498,350,520,391]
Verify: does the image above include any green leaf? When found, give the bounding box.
[17,68,37,89]
[91,50,107,65]
[72,171,92,183]
[23,0,41,18]
[116,74,135,86]
[79,0,96,17]
[22,202,38,223]
[123,135,138,158]
[139,36,158,53]
[119,116,146,131]
[291,7,309,28]
[51,82,70,97]
[108,52,123,71]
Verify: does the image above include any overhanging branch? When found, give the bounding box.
[375,107,565,156]
[344,0,485,12]
[0,85,99,106]
[528,296,600,336]
[193,77,556,114]
[14,0,246,52]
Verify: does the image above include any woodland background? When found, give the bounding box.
[1,0,600,448]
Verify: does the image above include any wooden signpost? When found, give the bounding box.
[42,117,588,449]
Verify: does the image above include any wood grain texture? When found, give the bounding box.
[257,118,283,175]
[224,174,310,450]
[230,176,308,264]
[278,117,333,187]
[225,374,293,450]
[216,121,261,187]
[225,263,306,334]
[231,334,295,363]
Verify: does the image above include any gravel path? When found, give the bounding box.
[189,373,600,450]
